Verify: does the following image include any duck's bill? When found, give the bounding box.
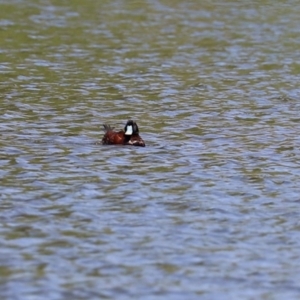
[125,125,133,135]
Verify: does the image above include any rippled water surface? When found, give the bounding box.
[1,1,300,299]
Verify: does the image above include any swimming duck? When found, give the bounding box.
[101,120,145,147]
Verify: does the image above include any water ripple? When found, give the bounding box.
[1,1,300,299]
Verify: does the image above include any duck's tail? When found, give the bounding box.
[102,124,114,132]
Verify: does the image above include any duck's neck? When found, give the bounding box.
[124,135,131,143]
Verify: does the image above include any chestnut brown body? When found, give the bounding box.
[101,120,145,147]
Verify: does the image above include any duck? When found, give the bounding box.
[101,120,145,147]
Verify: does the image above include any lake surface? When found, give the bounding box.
[1,1,300,299]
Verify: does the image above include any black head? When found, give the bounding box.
[124,120,139,135]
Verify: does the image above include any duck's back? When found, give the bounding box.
[102,125,125,145]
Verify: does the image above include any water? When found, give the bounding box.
[1,1,300,299]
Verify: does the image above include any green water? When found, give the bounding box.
[1,1,300,299]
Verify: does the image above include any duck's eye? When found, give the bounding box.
[125,125,133,135]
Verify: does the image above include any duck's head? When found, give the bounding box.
[124,120,139,135]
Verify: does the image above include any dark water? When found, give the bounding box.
[1,1,300,299]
